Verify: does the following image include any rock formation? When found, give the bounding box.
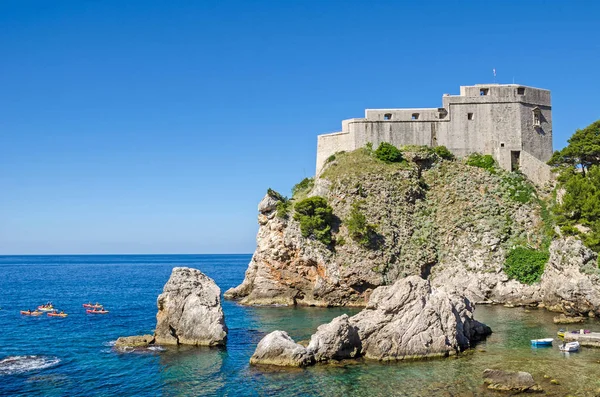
[250,331,313,367]
[307,314,361,362]
[349,276,491,360]
[114,335,155,349]
[250,276,491,367]
[226,149,600,317]
[226,149,551,308]
[482,369,543,392]
[540,237,600,317]
[154,267,227,346]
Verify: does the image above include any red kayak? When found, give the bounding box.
[48,312,68,318]
[21,310,43,316]
[86,309,109,314]
[82,303,103,309]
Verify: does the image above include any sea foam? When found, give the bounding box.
[0,355,60,375]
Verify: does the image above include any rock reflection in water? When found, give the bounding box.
[159,346,225,397]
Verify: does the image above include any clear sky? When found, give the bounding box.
[1,1,599,254]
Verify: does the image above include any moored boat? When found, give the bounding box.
[531,338,553,347]
[559,341,580,352]
[86,309,109,314]
[21,310,43,316]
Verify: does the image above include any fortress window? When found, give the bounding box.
[480,88,489,96]
[384,113,392,120]
[500,143,505,148]
[517,87,525,95]
[467,113,474,120]
[411,113,420,120]
[533,109,541,127]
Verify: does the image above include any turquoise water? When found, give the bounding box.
[1,255,600,396]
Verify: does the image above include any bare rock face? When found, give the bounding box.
[540,238,600,317]
[250,276,490,367]
[115,334,155,348]
[349,276,491,360]
[250,331,314,367]
[154,267,227,346]
[307,314,361,363]
[224,193,339,307]
[482,369,543,393]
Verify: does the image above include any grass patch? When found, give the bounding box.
[466,153,496,173]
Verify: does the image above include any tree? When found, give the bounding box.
[548,120,600,176]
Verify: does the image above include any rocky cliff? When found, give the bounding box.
[226,148,599,313]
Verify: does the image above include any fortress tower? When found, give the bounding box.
[316,84,553,185]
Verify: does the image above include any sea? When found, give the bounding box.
[1,254,599,396]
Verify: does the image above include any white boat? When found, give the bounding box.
[531,338,553,347]
[559,341,580,352]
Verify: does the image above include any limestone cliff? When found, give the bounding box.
[226,148,598,312]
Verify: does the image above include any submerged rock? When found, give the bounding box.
[349,276,491,360]
[115,335,155,348]
[553,314,585,324]
[250,331,313,367]
[482,369,543,392]
[307,314,361,363]
[154,267,227,346]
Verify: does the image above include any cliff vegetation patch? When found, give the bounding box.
[504,246,549,285]
[374,142,404,163]
[345,201,379,248]
[466,153,497,173]
[294,196,334,245]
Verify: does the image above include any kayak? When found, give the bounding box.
[82,303,103,309]
[37,306,54,312]
[48,312,68,318]
[86,309,109,314]
[531,338,553,347]
[21,310,43,316]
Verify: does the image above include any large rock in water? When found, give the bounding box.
[350,276,491,360]
[540,238,600,317]
[250,276,491,367]
[154,267,227,346]
[307,314,361,362]
[250,331,314,367]
[115,335,155,349]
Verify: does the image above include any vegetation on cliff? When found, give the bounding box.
[293,196,334,245]
[548,119,600,257]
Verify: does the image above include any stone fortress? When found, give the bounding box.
[316,84,553,185]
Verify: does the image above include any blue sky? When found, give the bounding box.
[1,1,599,254]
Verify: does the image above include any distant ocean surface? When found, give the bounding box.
[1,255,600,396]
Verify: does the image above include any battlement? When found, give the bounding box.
[316,84,553,185]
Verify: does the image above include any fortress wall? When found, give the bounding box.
[349,120,435,150]
[316,131,354,173]
[520,150,554,186]
[440,102,522,160]
[365,108,442,121]
[520,103,553,162]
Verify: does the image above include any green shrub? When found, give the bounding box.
[326,154,336,163]
[560,225,579,236]
[276,200,292,219]
[365,142,373,152]
[346,201,377,248]
[504,246,549,285]
[292,177,314,197]
[501,172,536,204]
[375,142,404,163]
[293,196,334,245]
[466,153,496,173]
[432,146,455,160]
